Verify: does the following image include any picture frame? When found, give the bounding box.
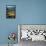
[6,5,16,19]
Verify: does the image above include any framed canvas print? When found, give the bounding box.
[6,5,16,19]
[18,24,46,41]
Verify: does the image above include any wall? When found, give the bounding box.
[0,0,18,44]
[17,0,46,24]
[0,0,46,45]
